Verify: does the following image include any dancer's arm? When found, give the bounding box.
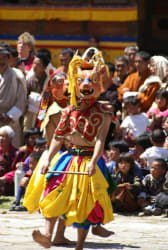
[41,136,64,174]
[87,113,111,177]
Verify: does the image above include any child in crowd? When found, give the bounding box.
[23,137,47,172]
[111,152,142,213]
[140,129,168,170]
[106,139,129,174]
[147,89,168,129]
[0,127,41,195]
[107,139,143,180]
[155,169,168,216]
[134,132,152,176]
[119,96,150,146]
[138,158,167,215]
[9,151,42,211]
[162,116,168,149]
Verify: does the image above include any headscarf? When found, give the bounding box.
[150,55,168,81]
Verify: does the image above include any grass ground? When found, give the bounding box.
[0,196,16,209]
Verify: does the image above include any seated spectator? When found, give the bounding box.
[138,158,167,216]
[9,151,42,211]
[147,89,168,129]
[162,116,168,150]
[0,126,17,196]
[23,136,47,173]
[119,96,151,146]
[111,153,142,213]
[106,139,129,174]
[0,127,41,195]
[155,168,168,216]
[134,133,152,176]
[140,129,168,170]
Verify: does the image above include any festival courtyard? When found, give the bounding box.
[0,208,168,250]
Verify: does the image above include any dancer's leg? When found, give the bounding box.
[91,225,114,237]
[52,218,74,245]
[75,227,89,250]
[32,217,57,248]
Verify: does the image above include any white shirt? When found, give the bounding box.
[121,113,150,138]
[140,146,168,170]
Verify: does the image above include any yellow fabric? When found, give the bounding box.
[23,151,61,213]
[0,7,137,21]
[39,157,114,226]
[68,55,83,107]
[40,102,62,132]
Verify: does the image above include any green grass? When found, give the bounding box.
[0,196,16,209]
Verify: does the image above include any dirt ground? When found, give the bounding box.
[0,209,168,250]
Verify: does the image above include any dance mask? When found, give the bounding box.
[68,49,107,108]
[38,72,69,122]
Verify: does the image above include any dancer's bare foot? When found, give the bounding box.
[91,226,114,238]
[52,236,74,246]
[32,229,51,248]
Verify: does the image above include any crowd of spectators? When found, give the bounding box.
[0,32,168,216]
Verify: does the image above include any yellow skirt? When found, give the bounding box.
[23,152,114,227]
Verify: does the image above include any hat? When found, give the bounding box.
[35,137,47,146]
[24,127,41,140]
[0,48,10,56]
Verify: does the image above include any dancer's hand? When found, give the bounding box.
[87,163,96,177]
[41,159,50,174]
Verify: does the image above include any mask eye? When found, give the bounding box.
[57,79,64,85]
[76,77,83,84]
[92,74,98,84]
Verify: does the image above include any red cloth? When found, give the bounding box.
[0,144,17,177]
[55,102,116,142]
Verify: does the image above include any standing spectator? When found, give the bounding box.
[17,32,36,75]
[0,44,27,148]
[8,46,19,68]
[124,45,139,74]
[113,56,129,87]
[118,51,161,112]
[88,36,99,48]
[23,48,51,131]
[55,48,73,74]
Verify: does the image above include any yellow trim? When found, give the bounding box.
[0,7,137,21]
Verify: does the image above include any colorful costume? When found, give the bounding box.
[24,52,115,230]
